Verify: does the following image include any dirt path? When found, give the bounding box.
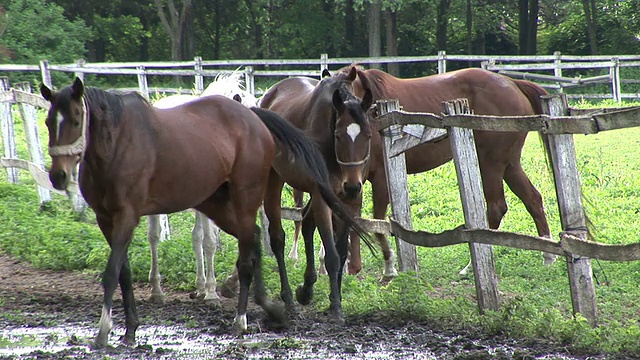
[0,253,622,359]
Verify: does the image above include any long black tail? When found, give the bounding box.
[251,107,376,254]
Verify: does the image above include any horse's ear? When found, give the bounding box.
[40,84,53,101]
[361,88,373,113]
[347,66,357,81]
[321,69,331,78]
[233,94,242,103]
[332,89,345,113]
[71,77,84,100]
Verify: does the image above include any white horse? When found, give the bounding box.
[147,72,258,303]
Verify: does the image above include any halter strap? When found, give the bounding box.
[335,140,371,167]
[48,96,89,158]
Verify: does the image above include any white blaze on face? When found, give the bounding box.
[56,111,64,142]
[346,123,361,142]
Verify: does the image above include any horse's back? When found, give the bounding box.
[146,95,274,212]
[260,77,319,120]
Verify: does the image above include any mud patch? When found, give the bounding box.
[0,253,618,359]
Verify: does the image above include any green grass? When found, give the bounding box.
[2,100,640,355]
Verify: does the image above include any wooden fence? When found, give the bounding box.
[3,69,640,327]
[2,52,639,100]
[372,94,640,326]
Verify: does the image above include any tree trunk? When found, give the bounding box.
[466,0,473,66]
[367,0,382,69]
[344,0,356,56]
[323,1,336,57]
[244,0,264,58]
[518,0,529,54]
[582,0,598,54]
[527,0,539,54]
[385,8,399,76]
[436,0,452,52]
[153,0,194,61]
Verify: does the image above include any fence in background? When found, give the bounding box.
[2,52,640,101]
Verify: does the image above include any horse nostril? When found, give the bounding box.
[343,182,362,198]
[49,170,68,190]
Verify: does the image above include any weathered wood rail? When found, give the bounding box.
[372,93,640,327]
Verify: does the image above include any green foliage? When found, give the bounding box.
[3,100,640,355]
[0,0,91,84]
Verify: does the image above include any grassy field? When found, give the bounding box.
[1,98,640,355]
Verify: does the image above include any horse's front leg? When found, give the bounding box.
[94,211,140,348]
[264,176,295,310]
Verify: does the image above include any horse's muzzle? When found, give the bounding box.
[49,169,69,191]
[343,182,362,200]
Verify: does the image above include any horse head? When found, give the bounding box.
[326,68,374,200]
[40,77,88,191]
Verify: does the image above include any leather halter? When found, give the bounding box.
[48,96,89,158]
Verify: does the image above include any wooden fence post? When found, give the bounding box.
[437,50,447,74]
[542,94,598,326]
[442,98,500,313]
[137,66,149,99]
[376,99,418,272]
[611,57,621,103]
[244,66,255,96]
[39,60,52,89]
[194,56,204,94]
[320,53,329,73]
[15,82,51,203]
[74,59,86,82]
[0,77,19,183]
[554,51,563,94]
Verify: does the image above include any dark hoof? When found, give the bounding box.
[119,334,136,347]
[261,300,288,330]
[189,292,204,300]
[326,308,345,326]
[295,285,313,306]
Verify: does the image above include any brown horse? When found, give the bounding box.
[259,68,374,323]
[336,65,554,275]
[40,78,361,347]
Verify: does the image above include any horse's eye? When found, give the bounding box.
[72,120,81,128]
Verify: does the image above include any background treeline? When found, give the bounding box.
[0,0,639,84]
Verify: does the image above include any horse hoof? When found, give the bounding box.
[295,285,313,305]
[149,293,166,304]
[119,335,136,347]
[327,309,345,325]
[264,301,288,329]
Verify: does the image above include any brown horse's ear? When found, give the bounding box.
[347,66,357,81]
[233,94,242,103]
[361,88,373,112]
[71,77,84,100]
[40,84,53,101]
[332,89,345,113]
[321,69,331,78]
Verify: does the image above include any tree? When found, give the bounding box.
[436,0,452,51]
[581,0,598,54]
[367,0,382,68]
[0,0,90,83]
[518,0,539,54]
[153,0,195,61]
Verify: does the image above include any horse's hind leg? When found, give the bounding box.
[192,211,220,302]
[201,213,221,301]
[504,161,556,265]
[371,173,398,278]
[288,189,305,266]
[147,215,165,303]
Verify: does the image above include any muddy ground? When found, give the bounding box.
[0,253,630,359]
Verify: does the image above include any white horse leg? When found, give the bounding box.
[542,234,558,265]
[200,212,221,302]
[288,223,300,266]
[147,215,165,303]
[318,242,327,275]
[191,212,206,300]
